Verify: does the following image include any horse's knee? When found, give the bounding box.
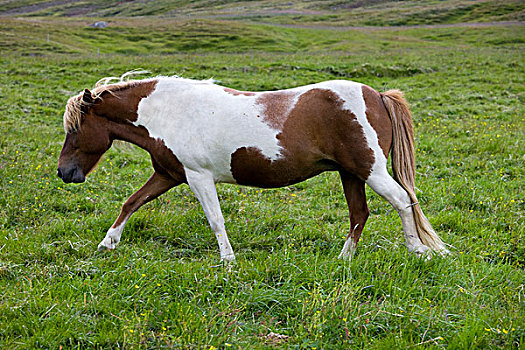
[122,197,139,213]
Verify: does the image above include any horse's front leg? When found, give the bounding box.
[185,169,235,262]
[98,171,180,251]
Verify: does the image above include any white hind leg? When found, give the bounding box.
[365,167,430,256]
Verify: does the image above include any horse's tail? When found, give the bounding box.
[380,90,448,253]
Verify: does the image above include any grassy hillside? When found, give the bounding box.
[0,0,524,26]
[0,5,524,350]
[2,16,523,56]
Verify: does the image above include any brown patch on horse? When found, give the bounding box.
[148,137,187,184]
[223,87,256,97]
[230,88,375,187]
[256,91,297,130]
[362,85,392,158]
[92,80,158,123]
[229,146,329,188]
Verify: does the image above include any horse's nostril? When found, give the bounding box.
[57,168,63,178]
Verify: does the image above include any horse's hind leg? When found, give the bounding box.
[365,166,429,255]
[338,171,369,259]
[98,172,180,251]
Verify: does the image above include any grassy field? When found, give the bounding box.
[0,8,524,350]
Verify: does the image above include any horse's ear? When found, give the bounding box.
[82,89,93,104]
[80,89,94,115]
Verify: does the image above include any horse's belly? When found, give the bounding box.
[228,146,334,188]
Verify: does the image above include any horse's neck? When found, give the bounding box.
[108,118,153,153]
[96,82,158,152]
[94,87,141,124]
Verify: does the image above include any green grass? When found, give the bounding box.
[0,14,524,350]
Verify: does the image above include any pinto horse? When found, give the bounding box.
[57,76,448,261]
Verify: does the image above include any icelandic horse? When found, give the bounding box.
[57,76,448,261]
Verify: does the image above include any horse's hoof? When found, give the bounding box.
[97,237,118,252]
[338,239,356,260]
[408,245,431,259]
[221,254,236,263]
[97,244,111,252]
[338,250,354,260]
[437,248,451,256]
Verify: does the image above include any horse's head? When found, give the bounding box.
[57,89,112,183]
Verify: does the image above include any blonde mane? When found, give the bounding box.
[63,71,150,133]
[63,82,138,133]
[63,94,84,133]
[63,71,214,133]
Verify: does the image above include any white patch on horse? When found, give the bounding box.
[134,78,285,183]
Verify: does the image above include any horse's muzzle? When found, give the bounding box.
[57,166,85,183]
